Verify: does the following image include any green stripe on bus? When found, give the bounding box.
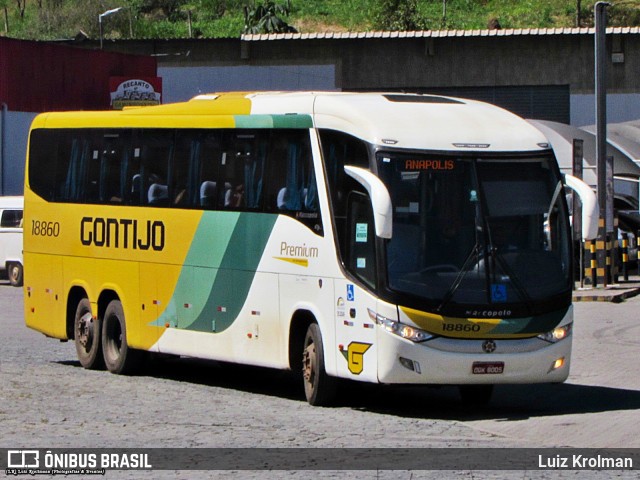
[234,114,313,129]
[487,307,569,335]
[155,212,277,333]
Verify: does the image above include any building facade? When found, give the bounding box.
[88,27,640,127]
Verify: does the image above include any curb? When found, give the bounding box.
[572,286,640,303]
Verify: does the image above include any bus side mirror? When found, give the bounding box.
[344,165,392,239]
[564,174,599,241]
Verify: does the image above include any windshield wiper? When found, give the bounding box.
[435,241,481,313]
[490,247,534,312]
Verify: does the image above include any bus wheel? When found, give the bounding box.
[302,323,336,406]
[102,300,140,375]
[74,298,104,370]
[8,262,23,287]
[459,385,494,407]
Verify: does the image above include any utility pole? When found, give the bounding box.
[99,7,124,50]
[595,2,611,284]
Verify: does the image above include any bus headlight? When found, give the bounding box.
[368,309,433,343]
[537,322,572,343]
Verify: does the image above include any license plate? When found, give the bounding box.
[472,361,504,374]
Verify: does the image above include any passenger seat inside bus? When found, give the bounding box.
[200,181,217,208]
[148,183,169,205]
[277,187,311,211]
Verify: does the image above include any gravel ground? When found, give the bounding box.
[1,282,638,479]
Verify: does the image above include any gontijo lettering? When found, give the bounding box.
[80,217,165,251]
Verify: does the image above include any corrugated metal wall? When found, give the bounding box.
[0,37,157,194]
[0,37,157,112]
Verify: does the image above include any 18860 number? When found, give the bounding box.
[442,323,481,333]
[32,220,60,237]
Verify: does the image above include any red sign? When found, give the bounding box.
[109,76,162,110]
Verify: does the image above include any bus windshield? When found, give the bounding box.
[377,153,571,316]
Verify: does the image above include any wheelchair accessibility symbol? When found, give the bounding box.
[347,284,355,302]
[491,284,507,302]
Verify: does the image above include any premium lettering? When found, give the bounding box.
[80,217,165,251]
[280,242,318,258]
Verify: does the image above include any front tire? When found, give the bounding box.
[102,300,141,374]
[74,298,104,370]
[302,323,337,406]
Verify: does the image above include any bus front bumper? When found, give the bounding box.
[376,329,572,385]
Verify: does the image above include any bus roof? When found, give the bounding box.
[31,91,550,153]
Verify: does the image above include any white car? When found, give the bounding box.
[0,196,24,286]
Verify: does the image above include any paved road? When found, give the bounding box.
[1,281,638,479]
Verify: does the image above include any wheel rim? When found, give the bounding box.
[76,312,95,353]
[302,339,316,387]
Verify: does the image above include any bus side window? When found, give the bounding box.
[244,133,268,210]
[99,133,126,203]
[266,130,323,235]
[29,129,73,202]
[61,132,99,203]
[138,130,173,206]
[319,129,370,255]
[220,130,256,210]
[193,132,224,209]
[84,133,103,203]
[126,146,143,205]
[170,132,193,207]
[221,131,267,210]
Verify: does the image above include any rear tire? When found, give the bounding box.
[302,323,337,406]
[459,385,494,406]
[102,300,141,374]
[74,298,104,370]
[8,262,23,287]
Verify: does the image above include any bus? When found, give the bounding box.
[24,92,597,406]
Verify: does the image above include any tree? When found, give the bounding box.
[15,0,25,19]
[1,0,8,33]
[372,0,424,31]
[243,0,296,34]
[138,0,188,21]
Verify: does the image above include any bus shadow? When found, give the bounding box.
[58,355,305,402]
[57,356,640,420]
[339,381,640,421]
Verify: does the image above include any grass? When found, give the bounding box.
[0,0,638,40]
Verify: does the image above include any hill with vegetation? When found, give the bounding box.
[1,0,639,41]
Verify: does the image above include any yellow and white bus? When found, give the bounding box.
[24,92,597,405]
